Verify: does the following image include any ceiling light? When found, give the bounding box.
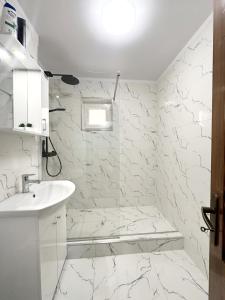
[102,0,136,37]
[87,0,150,46]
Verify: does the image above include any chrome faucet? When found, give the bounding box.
[22,174,41,193]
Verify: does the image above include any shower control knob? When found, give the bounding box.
[26,123,33,128]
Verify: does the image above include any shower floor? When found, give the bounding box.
[67,205,177,240]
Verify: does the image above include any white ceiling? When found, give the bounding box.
[18,0,212,80]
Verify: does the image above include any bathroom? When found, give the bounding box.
[0,0,224,299]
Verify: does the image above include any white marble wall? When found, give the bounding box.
[0,4,211,279]
[0,132,40,202]
[47,16,212,276]
[0,75,41,201]
[46,79,157,209]
[119,82,158,206]
[155,16,213,277]
[0,0,40,202]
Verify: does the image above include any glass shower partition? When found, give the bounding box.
[76,96,121,241]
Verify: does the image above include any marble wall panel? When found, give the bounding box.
[155,16,213,277]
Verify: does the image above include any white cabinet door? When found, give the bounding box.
[26,70,42,134]
[13,70,28,132]
[12,70,49,136]
[56,205,67,278]
[39,211,58,300]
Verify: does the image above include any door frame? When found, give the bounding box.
[209,0,225,298]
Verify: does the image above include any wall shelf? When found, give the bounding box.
[0,33,40,72]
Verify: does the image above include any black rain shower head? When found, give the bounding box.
[61,75,79,85]
[44,71,80,86]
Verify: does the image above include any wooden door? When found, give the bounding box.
[209,0,225,298]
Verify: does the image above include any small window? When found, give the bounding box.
[89,109,106,125]
[82,99,113,131]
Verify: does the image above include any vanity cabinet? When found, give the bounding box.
[39,205,67,300]
[0,204,67,300]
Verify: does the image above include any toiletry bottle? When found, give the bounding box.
[0,2,17,36]
[17,17,26,47]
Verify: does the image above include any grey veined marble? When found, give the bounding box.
[54,250,208,300]
[67,205,184,259]
[155,16,213,278]
[0,132,40,202]
[67,206,177,239]
[46,15,213,279]
[0,13,213,290]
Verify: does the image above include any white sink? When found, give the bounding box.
[0,180,75,216]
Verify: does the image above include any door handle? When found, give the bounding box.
[201,193,219,246]
[201,206,216,232]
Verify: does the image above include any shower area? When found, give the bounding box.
[45,78,183,258]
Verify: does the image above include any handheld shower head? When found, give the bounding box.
[44,71,80,86]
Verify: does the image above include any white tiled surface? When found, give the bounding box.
[48,16,213,278]
[47,16,213,278]
[67,232,184,259]
[46,78,158,209]
[0,0,40,202]
[0,132,40,202]
[155,16,213,277]
[67,206,176,239]
[54,250,208,300]
[0,8,212,291]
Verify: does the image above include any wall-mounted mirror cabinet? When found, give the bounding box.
[13,70,49,136]
[0,35,49,137]
[0,69,49,137]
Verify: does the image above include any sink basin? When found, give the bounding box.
[0,180,75,216]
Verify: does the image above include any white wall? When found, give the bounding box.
[0,3,212,278]
[0,132,40,202]
[156,16,213,277]
[45,79,158,209]
[45,16,213,278]
[0,0,40,202]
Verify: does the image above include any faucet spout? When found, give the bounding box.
[28,179,41,184]
[22,174,41,193]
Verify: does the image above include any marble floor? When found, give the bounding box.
[67,206,177,239]
[54,250,208,300]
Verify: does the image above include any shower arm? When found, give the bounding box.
[113,72,120,102]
